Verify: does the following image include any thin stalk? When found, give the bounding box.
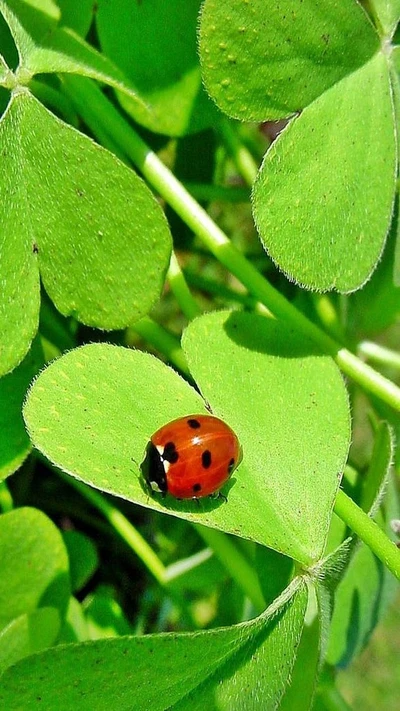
[62,74,400,414]
[334,488,400,581]
[167,252,202,320]
[218,118,259,187]
[358,341,400,371]
[195,523,266,614]
[312,293,346,343]
[164,548,213,583]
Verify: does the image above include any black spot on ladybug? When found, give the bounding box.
[193,483,202,493]
[187,418,201,429]
[202,450,212,468]
[228,458,235,473]
[144,442,167,493]
[163,441,179,464]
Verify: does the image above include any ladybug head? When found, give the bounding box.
[142,441,168,495]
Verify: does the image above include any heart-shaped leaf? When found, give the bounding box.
[0,578,307,711]
[200,1,396,294]
[199,0,379,121]
[24,310,350,565]
[252,52,396,292]
[0,90,171,375]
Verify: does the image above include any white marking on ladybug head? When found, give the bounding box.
[149,480,164,494]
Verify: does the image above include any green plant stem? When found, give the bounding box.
[62,76,400,414]
[312,293,346,343]
[195,524,266,614]
[334,488,400,581]
[358,341,400,370]
[128,316,191,377]
[0,480,13,512]
[57,471,167,586]
[167,252,202,320]
[218,118,259,187]
[164,547,213,583]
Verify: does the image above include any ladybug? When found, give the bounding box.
[144,415,241,500]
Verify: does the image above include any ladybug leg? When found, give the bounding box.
[209,491,228,503]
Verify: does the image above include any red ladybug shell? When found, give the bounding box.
[145,415,240,499]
